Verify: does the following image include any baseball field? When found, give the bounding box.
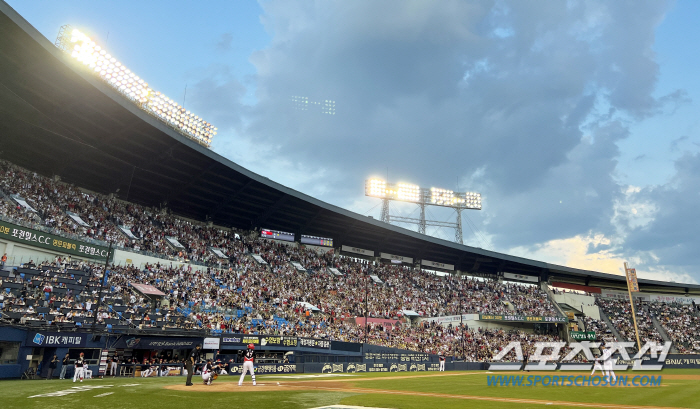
[4,369,700,409]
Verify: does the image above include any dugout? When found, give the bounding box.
[0,328,107,379]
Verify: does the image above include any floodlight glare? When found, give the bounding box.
[55,26,216,148]
[366,179,481,210]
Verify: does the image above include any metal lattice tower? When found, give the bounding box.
[455,208,463,244]
[54,25,72,52]
[365,179,480,245]
[419,203,426,234]
[380,198,390,223]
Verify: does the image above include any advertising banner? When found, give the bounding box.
[0,218,110,260]
[221,335,261,346]
[260,336,298,348]
[379,252,413,264]
[298,338,331,349]
[420,260,454,271]
[341,245,374,257]
[203,337,220,350]
[570,331,596,341]
[227,364,297,375]
[113,336,201,350]
[305,361,440,374]
[363,344,432,362]
[27,332,87,347]
[659,354,700,369]
[479,314,567,323]
[600,289,648,301]
[648,294,699,305]
[420,314,479,325]
[503,272,539,283]
[626,267,640,292]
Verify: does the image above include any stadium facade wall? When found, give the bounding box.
[551,293,599,319]
[0,235,210,273]
[0,218,109,261]
[0,238,96,267]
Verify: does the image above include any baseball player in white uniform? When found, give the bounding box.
[73,352,85,382]
[439,353,446,371]
[590,353,603,375]
[141,364,155,377]
[109,358,118,377]
[602,344,616,383]
[238,344,256,386]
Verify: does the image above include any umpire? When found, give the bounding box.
[185,344,201,386]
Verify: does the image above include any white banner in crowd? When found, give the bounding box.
[165,236,185,249]
[66,211,90,227]
[210,248,228,259]
[11,195,38,213]
[421,259,454,271]
[291,261,306,272]
[328,267,343,276]
[341,245,374,257]
[251,254,267,265]
[503,272,539,283]
[380,253,413,264]
[370,275,383,284]
[118,225,138,240]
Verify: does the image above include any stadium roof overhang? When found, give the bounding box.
[1,1,698,295]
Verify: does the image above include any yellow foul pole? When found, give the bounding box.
[624,262,642,351]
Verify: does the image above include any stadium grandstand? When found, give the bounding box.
[1,0,700,380]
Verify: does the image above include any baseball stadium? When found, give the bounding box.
[1,1,700,409]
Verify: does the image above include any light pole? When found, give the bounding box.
[364,269,369,345]
[460,284,465,361]
[92,241,113,329]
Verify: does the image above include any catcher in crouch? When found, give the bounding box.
[201,359,220,385]
[238,344,256,386]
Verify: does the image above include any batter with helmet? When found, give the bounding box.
[238,344,256,386]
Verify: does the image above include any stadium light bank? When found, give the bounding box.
[365,178,481,244]
[54,25,217,148]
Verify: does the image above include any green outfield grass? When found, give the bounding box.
[2,369,700,409]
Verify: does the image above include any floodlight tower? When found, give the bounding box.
[54,26,217,148]
[365,179,481,244]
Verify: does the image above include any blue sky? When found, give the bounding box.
[7,0,700,283]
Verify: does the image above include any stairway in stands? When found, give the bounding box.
[646,305,678,353]
[540,282,568,319]
[597,306,625,342]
